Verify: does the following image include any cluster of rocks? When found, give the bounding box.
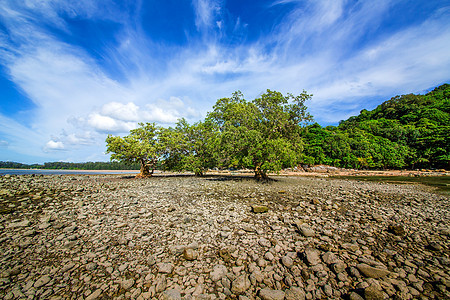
[303,165,341,174]
[0,174,449,299]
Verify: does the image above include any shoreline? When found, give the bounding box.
[1,167,448,179]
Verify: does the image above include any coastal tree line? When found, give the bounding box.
[0,161,140,170]
[106,84,449,178]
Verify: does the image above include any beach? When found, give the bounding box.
[0,174,449,299]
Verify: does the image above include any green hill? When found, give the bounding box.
[302,84,450,169]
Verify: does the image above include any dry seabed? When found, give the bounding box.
[0,174,449,300]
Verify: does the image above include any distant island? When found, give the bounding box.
[0,161,139,170]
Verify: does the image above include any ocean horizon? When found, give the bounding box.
[0,169,139,176]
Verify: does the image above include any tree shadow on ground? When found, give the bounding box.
[204,175,277,183]
[119,173,278,183]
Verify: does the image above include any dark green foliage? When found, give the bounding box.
[304,84,449,169]
[159,118,219,176]
[208,89,313,178]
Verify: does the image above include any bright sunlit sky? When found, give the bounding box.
[0,0,449,164]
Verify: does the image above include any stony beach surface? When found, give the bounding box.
[0,174,449,299]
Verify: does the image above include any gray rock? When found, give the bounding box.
[63,225,77,233]
[337,271,349,282]
[323,284,333,297]
[281,256,294,268]
[231,274,250,294]
[38,222,51,229]
[222,276,231,289]
[251,270,264,283]
[210,264,228,281]
[147,255,156,266]
[23,229,36,237]
[285,287,306,300]
[241,224,255,232]
[183,248,198,261]
[331,261,347,274]
[349,292,364,300]
[299,225,315,237]
[118,263,128,272]
[155,275,167,293]
[259,237,271,248]
[348,266,361,277]
[187,241,199,249]
[364,285,384,300]
[322,252,339,265]
[121,278,135,290]
[160,289,181,300]
[157,263,174,274]
[265,251,275,261]
[304,248,321,266]
[8,219,30,228]
[259,288,285,300]
[34,275,51,288]
[86,262,97,271]
[342,243,359,252]
[356,263,390,278]
[86,289,102,300]
[169,245,185,255]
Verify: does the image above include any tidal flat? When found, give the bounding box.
[0,174,449,299]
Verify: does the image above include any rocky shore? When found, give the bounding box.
[0,174,449,299]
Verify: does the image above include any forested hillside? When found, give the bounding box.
[302,84,449,169]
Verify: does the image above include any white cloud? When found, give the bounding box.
[192,0,222,31]
[100,102,141,122]
[0,0,449,163]
[61,131,95,146]
[84,98,200,133]
[87,113,136,133]
[44,140,65,151]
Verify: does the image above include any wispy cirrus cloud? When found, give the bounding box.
[192,0,223,31]
[0,0,449,163]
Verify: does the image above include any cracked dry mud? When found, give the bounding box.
[0,174,449,300]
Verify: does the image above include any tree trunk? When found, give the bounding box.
[254,164,268,180]
[136,158,153,178]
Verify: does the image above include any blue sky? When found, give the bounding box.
[0,0,449,164]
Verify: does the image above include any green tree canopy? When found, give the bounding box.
[105,122,161,177]
[208,89,313,179]
[159,118,219,176]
